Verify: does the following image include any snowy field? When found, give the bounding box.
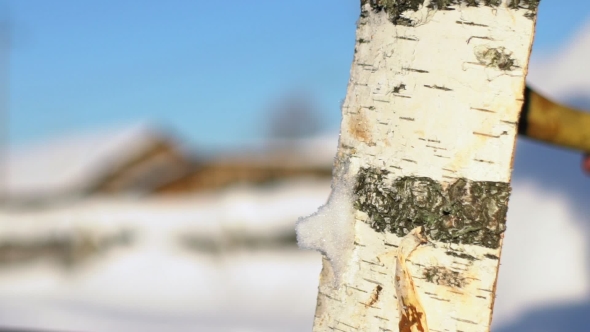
[0,180,329,332]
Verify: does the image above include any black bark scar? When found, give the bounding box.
[354,167,510,248]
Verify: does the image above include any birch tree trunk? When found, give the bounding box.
[297,1,541,331]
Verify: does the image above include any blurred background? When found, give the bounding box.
[0,0,589,331]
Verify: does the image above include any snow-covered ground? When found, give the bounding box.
[0,180,330,332]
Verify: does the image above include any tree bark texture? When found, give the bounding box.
[310,1,540,331]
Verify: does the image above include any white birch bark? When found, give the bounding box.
[298,1,540,331]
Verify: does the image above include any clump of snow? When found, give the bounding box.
[295,177,356,286]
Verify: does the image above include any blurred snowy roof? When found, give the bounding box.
[3,123,179,203]
[3,125,339,203]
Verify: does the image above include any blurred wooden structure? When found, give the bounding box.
[89,139,190,195]
[155,146,333,194]
[3,125,335,206]
[4,125,191,206]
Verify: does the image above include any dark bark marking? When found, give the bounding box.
[395,36,419,41]
[424,84,453,91]
[473,131,501,138]
[349,286,369,293]
[518,85,532,134]
[336,320,359,329]
[474,46,518,71]
[363,0,427,26]
[393,83,407,94]
[320,291,342,302]
[403,67,429,73]
[456,20,489,27]
[452,317,479,325]
[430,296,451,302]
[471,107,496,113]
[354,167,510,249]
[362,259,383,266]
[445,250,477,261]
[361,0,531,27]
[423,266,467,288]
[364,278,384,286]
[474,158,495,164]
[365,285,383,307]
[508,0,541,19]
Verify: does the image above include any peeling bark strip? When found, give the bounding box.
[306,1,540,331]
[354,167,510,248]
[394,227,429,332]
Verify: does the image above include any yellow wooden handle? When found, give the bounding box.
[519,87,590,153]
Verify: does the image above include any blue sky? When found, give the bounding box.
[4,0,590,150]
